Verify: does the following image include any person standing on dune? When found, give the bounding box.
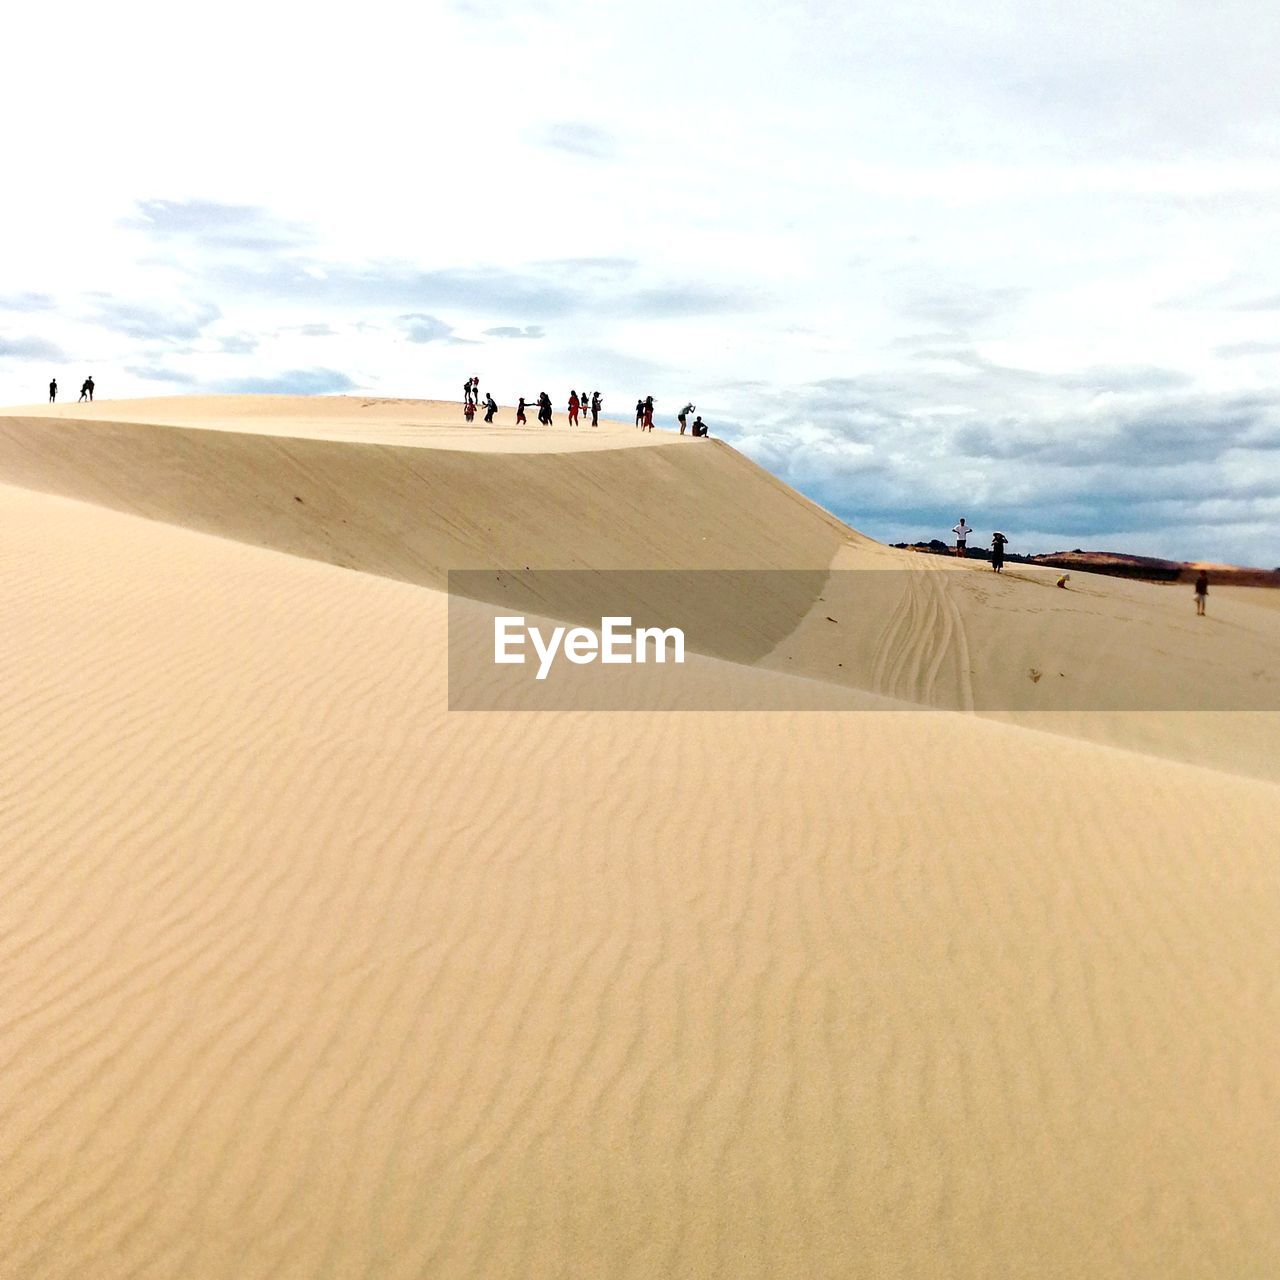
[1194,569,1209,616]
[642,396,655,431]
[590,390,601,426]
[991,531,1007,572]
[952,517,974,557]
[49,378,57,403]
[568,390,580,425]
[462,378,474,407]
[483,392,498,423]
[78,377,94,402]
[678,401,695,434]
[538,391,552,425]
[635,398,644,428]
[516,396,530,425]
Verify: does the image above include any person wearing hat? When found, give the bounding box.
[990,531,1008,572]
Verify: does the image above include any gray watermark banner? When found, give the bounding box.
[446,569,1280,711]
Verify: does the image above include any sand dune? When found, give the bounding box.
[1,397,1278,1279]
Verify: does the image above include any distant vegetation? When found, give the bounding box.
[892,542,1280,588]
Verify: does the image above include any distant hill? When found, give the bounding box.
[893,540,1280,587]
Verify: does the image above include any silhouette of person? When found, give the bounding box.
[483,393,497,423]
[538,392,552,425]
[78,377,93,402]
[1194,569,1209,616]
[568,390,580,425]
[691,415,708,437]
[516,396,530,425]
[49,378,57,403]
[991,531,1007,572]
[635,398,644,427]
[642,396,654,431]
[590,391,601,427]
[463,378,474,406]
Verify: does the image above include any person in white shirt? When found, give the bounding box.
[952,518,975,557]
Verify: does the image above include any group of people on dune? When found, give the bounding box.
[462,378,598,427]
[636,397,706,436]
[460,376,709,436]
[47,376,95,403]
[951,517,1211,612]
[951,518,1008,570]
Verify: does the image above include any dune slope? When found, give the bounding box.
[2,398,1279,1279]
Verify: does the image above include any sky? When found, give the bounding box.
[2,0,1278,564]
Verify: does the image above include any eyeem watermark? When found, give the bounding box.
[494,615,685,680]
[448,569,1280,711]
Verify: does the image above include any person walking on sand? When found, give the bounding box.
[678,401,695,434]
[48,378,57,403]
[1194,569,1209,616]
[538,391,552,425]
[568,390,580,426]
[590,390,601,426]
[483,392,498,423]
[952,517,974,557]
[78,377,93,402]
[635,398,644,428]
[642,395,655,431]
[990,531,1007,572]
[516,396,530,425]
[464,397,476,422]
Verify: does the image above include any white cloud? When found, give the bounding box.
[0,0,1277,560]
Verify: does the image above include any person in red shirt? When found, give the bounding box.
[568,390,580,425]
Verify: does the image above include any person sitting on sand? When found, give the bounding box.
[568,390,580,426]
[590,390,601,427]
[49,378,57,403]
[991,531,1007,572]
[952,517,974,557]
[1194,569,1209,616]
[691,415,708,437]
[483,393,498,423]
[678,401,695,434]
